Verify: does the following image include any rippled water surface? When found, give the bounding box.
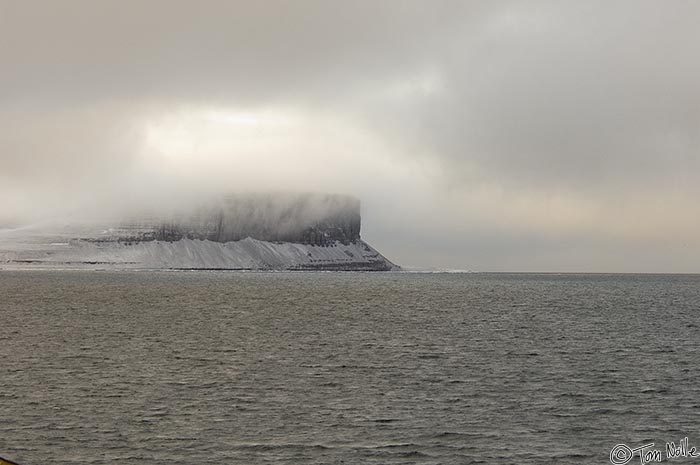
[2,271,700,464]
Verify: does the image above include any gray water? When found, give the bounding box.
[1,271,700,464]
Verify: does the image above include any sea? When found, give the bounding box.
[1,271,699,464]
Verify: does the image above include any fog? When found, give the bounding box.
[2,0,700,271]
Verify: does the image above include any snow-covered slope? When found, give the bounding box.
[0,235,395,270]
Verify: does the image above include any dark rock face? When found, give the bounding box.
[120,193,362,246]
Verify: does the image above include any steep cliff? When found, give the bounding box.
[113,193,361,245]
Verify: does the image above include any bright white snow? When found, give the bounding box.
[0,229,396,270]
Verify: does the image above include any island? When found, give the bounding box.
[0,193,398,271]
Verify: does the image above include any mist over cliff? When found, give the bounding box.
[126,193,361,245]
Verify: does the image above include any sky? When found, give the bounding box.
[2,0,700,272]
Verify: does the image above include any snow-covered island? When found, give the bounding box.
[0,193,398,271]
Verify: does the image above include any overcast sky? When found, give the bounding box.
[2,0,700,272]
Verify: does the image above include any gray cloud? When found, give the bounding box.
[2,0,700,271]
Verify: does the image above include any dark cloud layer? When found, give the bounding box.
[0,0,471,104]
[2,0,700,271]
